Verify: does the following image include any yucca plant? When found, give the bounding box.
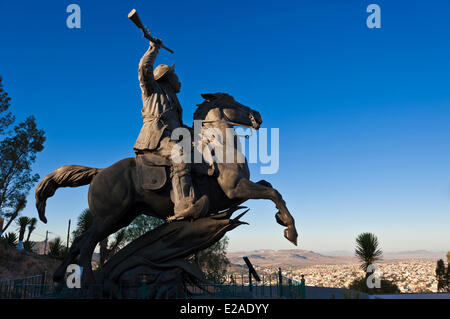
[355,232,383,277]
[48,237,64,259]
[23,240,36,252]
[16,216,30,250]
[72,208,93,240]
[26,217,38,242]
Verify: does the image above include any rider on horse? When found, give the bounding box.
[133,39,209,221]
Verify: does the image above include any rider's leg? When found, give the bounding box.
[154,135,209,221]
[170,162,209,221]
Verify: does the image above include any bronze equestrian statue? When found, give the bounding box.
[35,35,298,287]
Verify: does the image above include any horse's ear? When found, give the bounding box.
[201,93,216,102]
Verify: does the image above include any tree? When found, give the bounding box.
[1,193,26,233]
[26,217,37,242]
[0,76,46,221]
[99,229,127,267]
[16,216,30,250]
[353,233,390,294]
[123,215,163,242]
[355,232,383,277]
[198,236,231,282]
[436,259,449,292]
[0,76,14,136]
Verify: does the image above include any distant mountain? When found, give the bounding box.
[318,250,353,256]
[317,250,447,259]
[383,250,447,260]
[227,249,356,267]
[227,249,447,267]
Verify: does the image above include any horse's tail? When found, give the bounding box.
[35,165,103,223]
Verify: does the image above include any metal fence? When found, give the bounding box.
[280,274,307,299]
[0,270,306,299]
[0,273,52,299]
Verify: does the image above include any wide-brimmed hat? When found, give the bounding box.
[153,63,175,81]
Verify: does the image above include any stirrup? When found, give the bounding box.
[169,195,209,222]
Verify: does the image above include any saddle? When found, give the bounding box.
[136,153,215,191]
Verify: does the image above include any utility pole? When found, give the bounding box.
[43,231,48,255]
[66,219,71,251]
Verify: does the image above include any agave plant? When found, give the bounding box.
[355,232,383,275]
[2,232,18,247]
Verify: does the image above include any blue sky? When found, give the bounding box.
[0,0,449,253]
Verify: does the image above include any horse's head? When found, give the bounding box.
[194,93,262,130]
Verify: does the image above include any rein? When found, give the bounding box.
[201,111,256,138]
[201,119,254,138]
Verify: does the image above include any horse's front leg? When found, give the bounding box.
[224,178,298,245]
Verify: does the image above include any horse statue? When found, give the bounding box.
[35,92,298,286]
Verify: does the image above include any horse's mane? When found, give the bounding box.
[193,92,230,121]
[193,101,209,120]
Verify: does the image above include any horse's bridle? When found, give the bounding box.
[201,105,257,138]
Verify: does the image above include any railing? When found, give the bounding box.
[208,270,306,299]
[206,273,281,299]
[0,269,306,299]
[42,279,282,299]
[279,274,306,299]
[0,272,52,299]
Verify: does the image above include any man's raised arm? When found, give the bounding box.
[138,39,162,96]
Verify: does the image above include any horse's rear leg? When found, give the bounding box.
[226,178,298,245]
[78,211,139,287]
[53,229,92,282]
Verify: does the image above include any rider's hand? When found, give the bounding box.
[151,37,162,46]
[142,26,151,38]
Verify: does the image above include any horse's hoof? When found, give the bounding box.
[284,226,298,246]
[166,216,175,223]
[275,212,287,226]
[166,215,184,223]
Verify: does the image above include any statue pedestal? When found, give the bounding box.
[92,208,247,298]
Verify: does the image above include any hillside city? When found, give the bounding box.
[228,259,439,293]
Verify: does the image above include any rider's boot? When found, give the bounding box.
[168,163,209,222]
